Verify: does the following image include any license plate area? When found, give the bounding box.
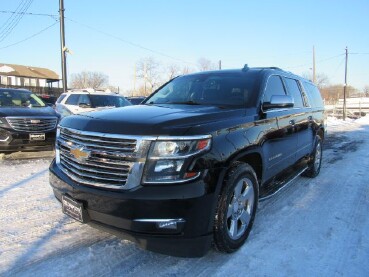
[62,195,86,223]
[29,133,45,141]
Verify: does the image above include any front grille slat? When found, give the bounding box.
[58,127,140,189]
[60,135,134,152]
[6,117,58,132]
[61,153,129,177]
[61,160,127,182]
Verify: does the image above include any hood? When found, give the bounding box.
[0,106,58,117]
[60,104,250,136]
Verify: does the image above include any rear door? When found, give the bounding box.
[261,75,298,180]
[64,94,93,114]
[283,77,314,159]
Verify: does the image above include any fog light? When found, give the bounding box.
[0,129,10,142]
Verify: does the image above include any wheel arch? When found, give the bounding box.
[225,149,264,186]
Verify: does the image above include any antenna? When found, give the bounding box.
[242,64,249,71]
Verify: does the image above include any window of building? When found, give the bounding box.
[30,78,37,87]
[39,79,46,87]
[1,76,8,85]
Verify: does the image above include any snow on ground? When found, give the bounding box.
[0,116,369,277]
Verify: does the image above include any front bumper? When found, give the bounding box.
[0,127,55,152]
[49,159,220,257]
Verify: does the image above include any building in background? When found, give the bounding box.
[0,63,62,97]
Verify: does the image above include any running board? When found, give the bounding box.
[259,166,308,201]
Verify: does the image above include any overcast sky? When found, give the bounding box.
[0,0,368,93]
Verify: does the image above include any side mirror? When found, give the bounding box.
[262,95,294,110]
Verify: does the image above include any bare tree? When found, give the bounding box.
[302,72,329,89]
[70,71,108,89]
[181,66,194,75]
[167,63,181,81]
[136,57,162,95]
[363,86,369,97]
[197,58,216,71]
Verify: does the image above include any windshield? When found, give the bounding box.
[89,95,131,108]
[0,90,46,107]
[145,72,260,108]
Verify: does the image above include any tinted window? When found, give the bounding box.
[303,82,324,108]
[145,71,260,108]
[128,97,145,105]
[284,78,304,108]
[56,94,67,103]
[79,94,91,105]
[0,89,45,107]
[89,95,131,108]
[263,75,286,103]
[65,94,80,105]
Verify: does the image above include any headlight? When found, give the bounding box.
[151,139,210,158]
[143,136,211,184]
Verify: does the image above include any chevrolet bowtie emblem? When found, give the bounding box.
[70,147,90,161]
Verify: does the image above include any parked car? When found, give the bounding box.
[38,94,58,108]
[126,96,146,105]
[55,90,131,117]
[49,66,325,257]
[0,88,59,152]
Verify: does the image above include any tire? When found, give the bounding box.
[213,162,259,253]
[302,135,323,178]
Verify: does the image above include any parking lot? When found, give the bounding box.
[1,116,369,277]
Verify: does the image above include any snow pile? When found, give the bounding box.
[0,116,368,276]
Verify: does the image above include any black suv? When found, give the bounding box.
[0,88,59,152]
[49,66,325,257]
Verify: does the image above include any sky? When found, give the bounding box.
[0,0,368,94]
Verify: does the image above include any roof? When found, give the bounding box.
[0,63,59,80]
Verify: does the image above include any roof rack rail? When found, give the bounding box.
[267,67,283,70]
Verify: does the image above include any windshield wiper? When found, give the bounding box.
[168,101,201,105]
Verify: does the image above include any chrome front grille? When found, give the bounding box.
[57,127,150,190]
[6,117,58,132]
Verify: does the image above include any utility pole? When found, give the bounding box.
[59,0,67,93]
[133,64,136,96]
[312,46,316,84]
[343,47,348,121]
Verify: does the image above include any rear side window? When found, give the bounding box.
[56,94,67,103]
[263,75,286,103]
[284,78,304,108]
[303,82,324,108]
[79,94,91,105]
[65,94,80,105]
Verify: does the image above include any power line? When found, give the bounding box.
[350,52,369,55]
[0,10,58,20]
[65,17,197,66]
[0,0,34,43]
[0,21,58,50]
[286,53,345,69]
